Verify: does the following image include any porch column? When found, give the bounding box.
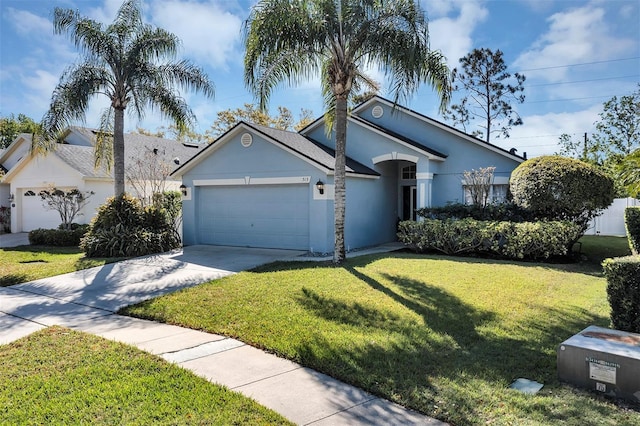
[416,160,433,217]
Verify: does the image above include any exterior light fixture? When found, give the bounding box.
[315,179,325,195]
[8,193,14,202]
[179,184,187,196]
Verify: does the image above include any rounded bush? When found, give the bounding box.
[510,156,615,232]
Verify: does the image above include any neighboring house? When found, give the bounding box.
[173,96,525,253]
[0,127,203,233]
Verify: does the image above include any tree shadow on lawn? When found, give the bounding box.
[355,249,610,278]
[294,263,611,424]
[0,274,31,287]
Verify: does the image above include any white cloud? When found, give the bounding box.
[428,0,489,68]
[3,7,51,37]
[507,105,601,158]
[514,4,636,82]
[149,0,243,70]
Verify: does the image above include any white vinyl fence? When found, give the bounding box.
[586,197,640,236]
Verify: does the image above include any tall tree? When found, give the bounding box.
[206,104,314,138]
[444,48,525,143]
[38,0,215,196]
[592,85,640,160]
[244,0,451,263]
[0,114,41,148]
[556,132,603,165]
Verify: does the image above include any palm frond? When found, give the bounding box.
[94,109,114,171]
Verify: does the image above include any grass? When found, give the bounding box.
[122,236,639,425]
[0,326,292,425]
[0,245,127,287]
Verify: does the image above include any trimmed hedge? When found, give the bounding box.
[603,255,640,333]
[28,224,90,246]
[625,207,640,255]
[416,202,536,222]
[397,218,581,260]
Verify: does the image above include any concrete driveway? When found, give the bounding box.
[0,245,305,343]
[0,233,30,248]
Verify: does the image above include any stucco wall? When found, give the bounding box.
[181,129,332,250]
[351,102,522,207]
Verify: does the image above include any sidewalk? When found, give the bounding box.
[0,245,445,425]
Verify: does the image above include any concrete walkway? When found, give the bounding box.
[0,244,444,425]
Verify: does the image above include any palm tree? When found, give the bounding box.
[244,0,451,263]
[39,0,215,196]
[617,149,640,198]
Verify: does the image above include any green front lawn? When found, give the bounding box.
[123,236,639,425]
[0,245,127,287]
[0,327,292,425]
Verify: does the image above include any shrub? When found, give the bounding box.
[397,219,581,260]
[80,194,181,258]
[28,224,90,246]
[0,205,10,233]
[603,256,640,333]
[625,207,640,255]
[416,202,535,222]
[510,156,615,235]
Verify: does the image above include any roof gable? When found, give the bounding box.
[172,121,378,178]
[3,127,203,182]
[0,134,32,171]
[352,96,525,163]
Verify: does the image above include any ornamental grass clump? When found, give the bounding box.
[80,194,180,257]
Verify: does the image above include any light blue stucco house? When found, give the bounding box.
[173,96,524,253]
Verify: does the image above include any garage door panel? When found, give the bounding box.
[197,185,309,250]
[22,190,62,232]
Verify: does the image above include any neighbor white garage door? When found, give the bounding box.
[197,185,309,250]
[22,190,61,232]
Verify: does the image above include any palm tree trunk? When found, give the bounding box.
[113,108,126,196]
[333,96,348,264]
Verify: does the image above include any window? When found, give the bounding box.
[401,165,416,180]
[24,190,36,196]
[463,184,509,205]
[491,185,508,203]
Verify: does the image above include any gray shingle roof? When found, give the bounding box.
[248,122,379,176]
[53,130,204,179]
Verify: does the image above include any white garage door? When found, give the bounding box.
[197,185,309,250]
[22,189,61,232]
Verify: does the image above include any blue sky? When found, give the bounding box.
[1,0,638,157]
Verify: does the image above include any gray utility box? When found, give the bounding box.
[557,325,640,403]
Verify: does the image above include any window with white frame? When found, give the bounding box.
[462,177,510,205]
[401,164,416,180]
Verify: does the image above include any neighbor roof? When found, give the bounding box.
[1,128,204,182]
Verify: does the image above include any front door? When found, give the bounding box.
[402,185,417,221]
